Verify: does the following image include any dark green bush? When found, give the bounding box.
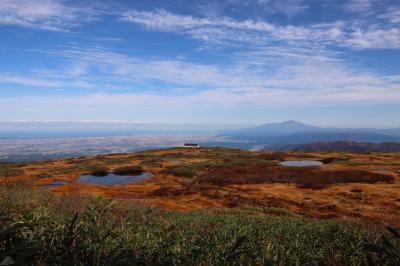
[320,157,349,164]
[0,166,24,180]
[113,165,142,175]
[33,172,51,179]
[162,163,212,178]
[89,165,109,176]
[261,152,286,161]
[366,226,400,265]
[0,214,37,265]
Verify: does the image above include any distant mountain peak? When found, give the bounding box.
[254,120,316,130]
[261,120,313,126]
[273,120,313,127]
[281,120,301,124]
[226,120,317,137]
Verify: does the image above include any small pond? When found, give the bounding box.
[280,160,323,167]
[77,172,152,185]
[41,180,70,189]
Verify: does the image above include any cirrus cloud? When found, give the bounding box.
[121,9,400,49]
[0,0,100,31]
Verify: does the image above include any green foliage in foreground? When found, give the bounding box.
[0,188,397,265]
[367,226,400,265]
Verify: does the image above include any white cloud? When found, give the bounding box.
[1,2,399,109]
[14,46,399,108]
[257,0,309,17]
[122,9,276,32]
[345,0,375,13]
[1,45,399,121]
[123,9,315,46]
[344,28,400,49]
[378,8,400,24]
[0,73,97,89]
[0,0,99,30]
[121,9,400,49]
[0,75,61,87]
[1,84,399,120]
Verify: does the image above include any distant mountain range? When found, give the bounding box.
[225,120,400,138]
[225,120,318,137]
[219,120,400,149]
[262,141,400,152]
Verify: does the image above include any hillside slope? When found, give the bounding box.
[263,141,400,152]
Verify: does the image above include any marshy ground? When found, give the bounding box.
[2,147,400,226]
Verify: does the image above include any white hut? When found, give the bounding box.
[183,143,200,148]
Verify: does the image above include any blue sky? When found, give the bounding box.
[0,0,399,127]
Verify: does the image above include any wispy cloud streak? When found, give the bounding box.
[122,9,400,49]
[0,0,100,30]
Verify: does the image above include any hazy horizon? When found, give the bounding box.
[1,119,400,130]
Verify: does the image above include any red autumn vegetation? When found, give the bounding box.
[199,164,394,189]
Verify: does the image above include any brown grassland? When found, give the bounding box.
[2,147,399,226]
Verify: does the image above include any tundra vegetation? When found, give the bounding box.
[0,164,24,182]
[0,147,399,265]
